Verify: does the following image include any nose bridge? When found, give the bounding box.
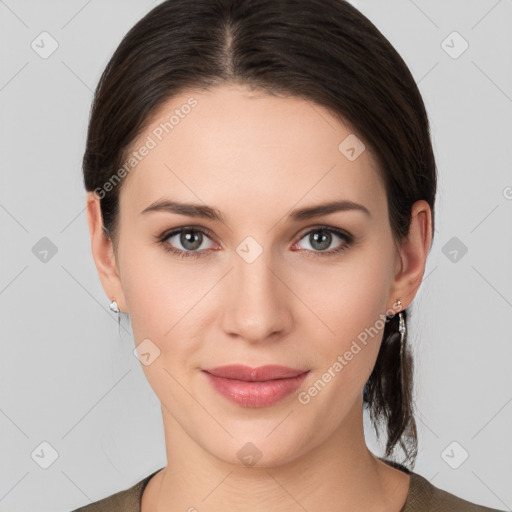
[235,238,275,295]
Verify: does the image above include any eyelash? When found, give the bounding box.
[157,225,354,260]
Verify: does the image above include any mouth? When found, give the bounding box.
[202,365,310,408]
[202,364,309,381]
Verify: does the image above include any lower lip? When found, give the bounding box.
[203,371,309,408]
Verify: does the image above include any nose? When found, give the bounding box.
[220,244,292,344]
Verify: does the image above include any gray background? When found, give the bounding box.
[1,0,511,511]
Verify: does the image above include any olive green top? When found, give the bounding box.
[71,466,505,512]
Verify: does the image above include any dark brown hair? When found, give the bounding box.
[83,0,436,467]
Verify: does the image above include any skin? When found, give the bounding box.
[86,83,432,511]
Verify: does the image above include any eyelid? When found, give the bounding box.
[159,225,217,242]
[296,224,351,240]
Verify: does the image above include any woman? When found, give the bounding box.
[73,0,504,510]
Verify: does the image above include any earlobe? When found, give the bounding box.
[389,200,433,309]
[85,192,126,311]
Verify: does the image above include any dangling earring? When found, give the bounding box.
[395,299,407,394]
[109,297,120,313]
[396,299,406,350]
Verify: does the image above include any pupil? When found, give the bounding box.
[312,230,331,250]
[182,230,201,250]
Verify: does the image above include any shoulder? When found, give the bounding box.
[70,469,162,512]
[405,471,506,512]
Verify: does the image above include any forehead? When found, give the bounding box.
[120,84,386,220]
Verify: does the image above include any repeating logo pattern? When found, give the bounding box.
[1,1,510,511]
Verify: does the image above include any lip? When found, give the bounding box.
[203,364,308,381]
[202,365,310,408]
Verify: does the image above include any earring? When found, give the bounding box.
[396,300,406,346]
[109,297,120,313]
[395,300,406,344]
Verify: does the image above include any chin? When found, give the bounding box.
[197,424,315,470]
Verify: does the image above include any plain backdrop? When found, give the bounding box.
[1,1,511,511]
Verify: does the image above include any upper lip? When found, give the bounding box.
[203,365,309,381]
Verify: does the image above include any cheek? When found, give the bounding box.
[119,241,196,337]
[119,245,211,394]
[297,247,393,392]
[304,249,393,343]
[120,249,202,398]
[297,294,385,420]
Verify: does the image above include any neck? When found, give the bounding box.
[142,399,409,512]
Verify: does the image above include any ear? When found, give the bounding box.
[86,191,127,312]
[387,200,433,311]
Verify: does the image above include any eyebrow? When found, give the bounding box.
[140,198,371,222]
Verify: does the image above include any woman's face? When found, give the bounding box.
[100,83,409,466]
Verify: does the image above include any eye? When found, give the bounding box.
[293,226,353,257]
[158,227,217,259]
[158,225,353,259]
